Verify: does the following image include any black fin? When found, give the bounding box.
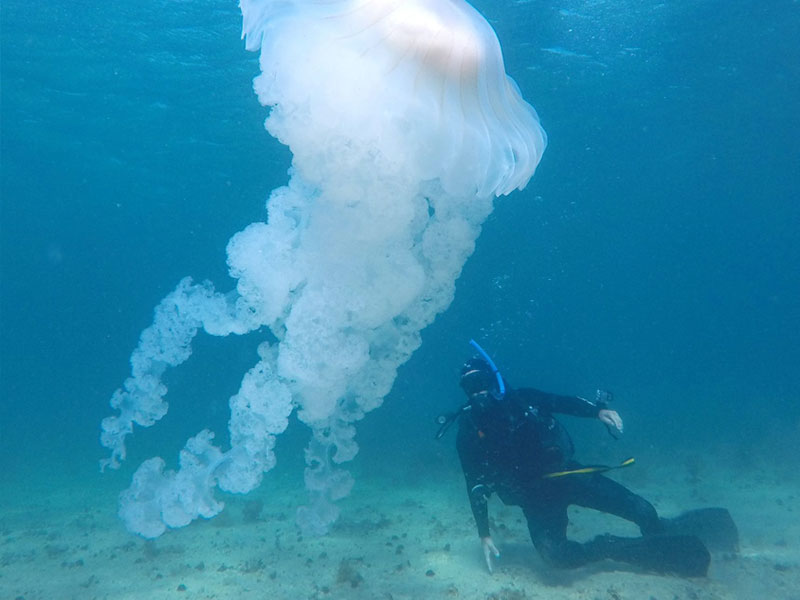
[588,534,711,577]
[662,507,739,552]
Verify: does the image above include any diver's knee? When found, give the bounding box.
[631,497,662,535]
[536,538,588,569]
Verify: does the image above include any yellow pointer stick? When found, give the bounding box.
[543,457,635,479]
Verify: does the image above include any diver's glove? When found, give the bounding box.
[481,536,501,574]
[595,390,622,437]
[598,408,624,436]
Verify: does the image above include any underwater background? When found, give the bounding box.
[2,0,799,553]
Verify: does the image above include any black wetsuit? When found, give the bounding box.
[456,387,663,568]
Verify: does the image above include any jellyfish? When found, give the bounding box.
[100,0,546,538]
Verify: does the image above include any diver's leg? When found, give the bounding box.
[568,473,663,535]
[524,497,594,568]
[564,475,711,575]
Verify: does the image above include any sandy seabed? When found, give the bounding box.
[2,450,798,600]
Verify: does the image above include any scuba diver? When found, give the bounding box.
[437,341,738,578]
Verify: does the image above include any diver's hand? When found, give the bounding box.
[598,409,623,433]
[481,536,500,574]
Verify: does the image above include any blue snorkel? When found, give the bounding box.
[469,339,505,400]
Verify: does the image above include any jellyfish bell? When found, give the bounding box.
[242,0,545,198]
[102,0,546,539]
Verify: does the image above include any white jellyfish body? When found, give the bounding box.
[102,0,545,538]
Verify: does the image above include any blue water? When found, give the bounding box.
[2,0,798,510]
